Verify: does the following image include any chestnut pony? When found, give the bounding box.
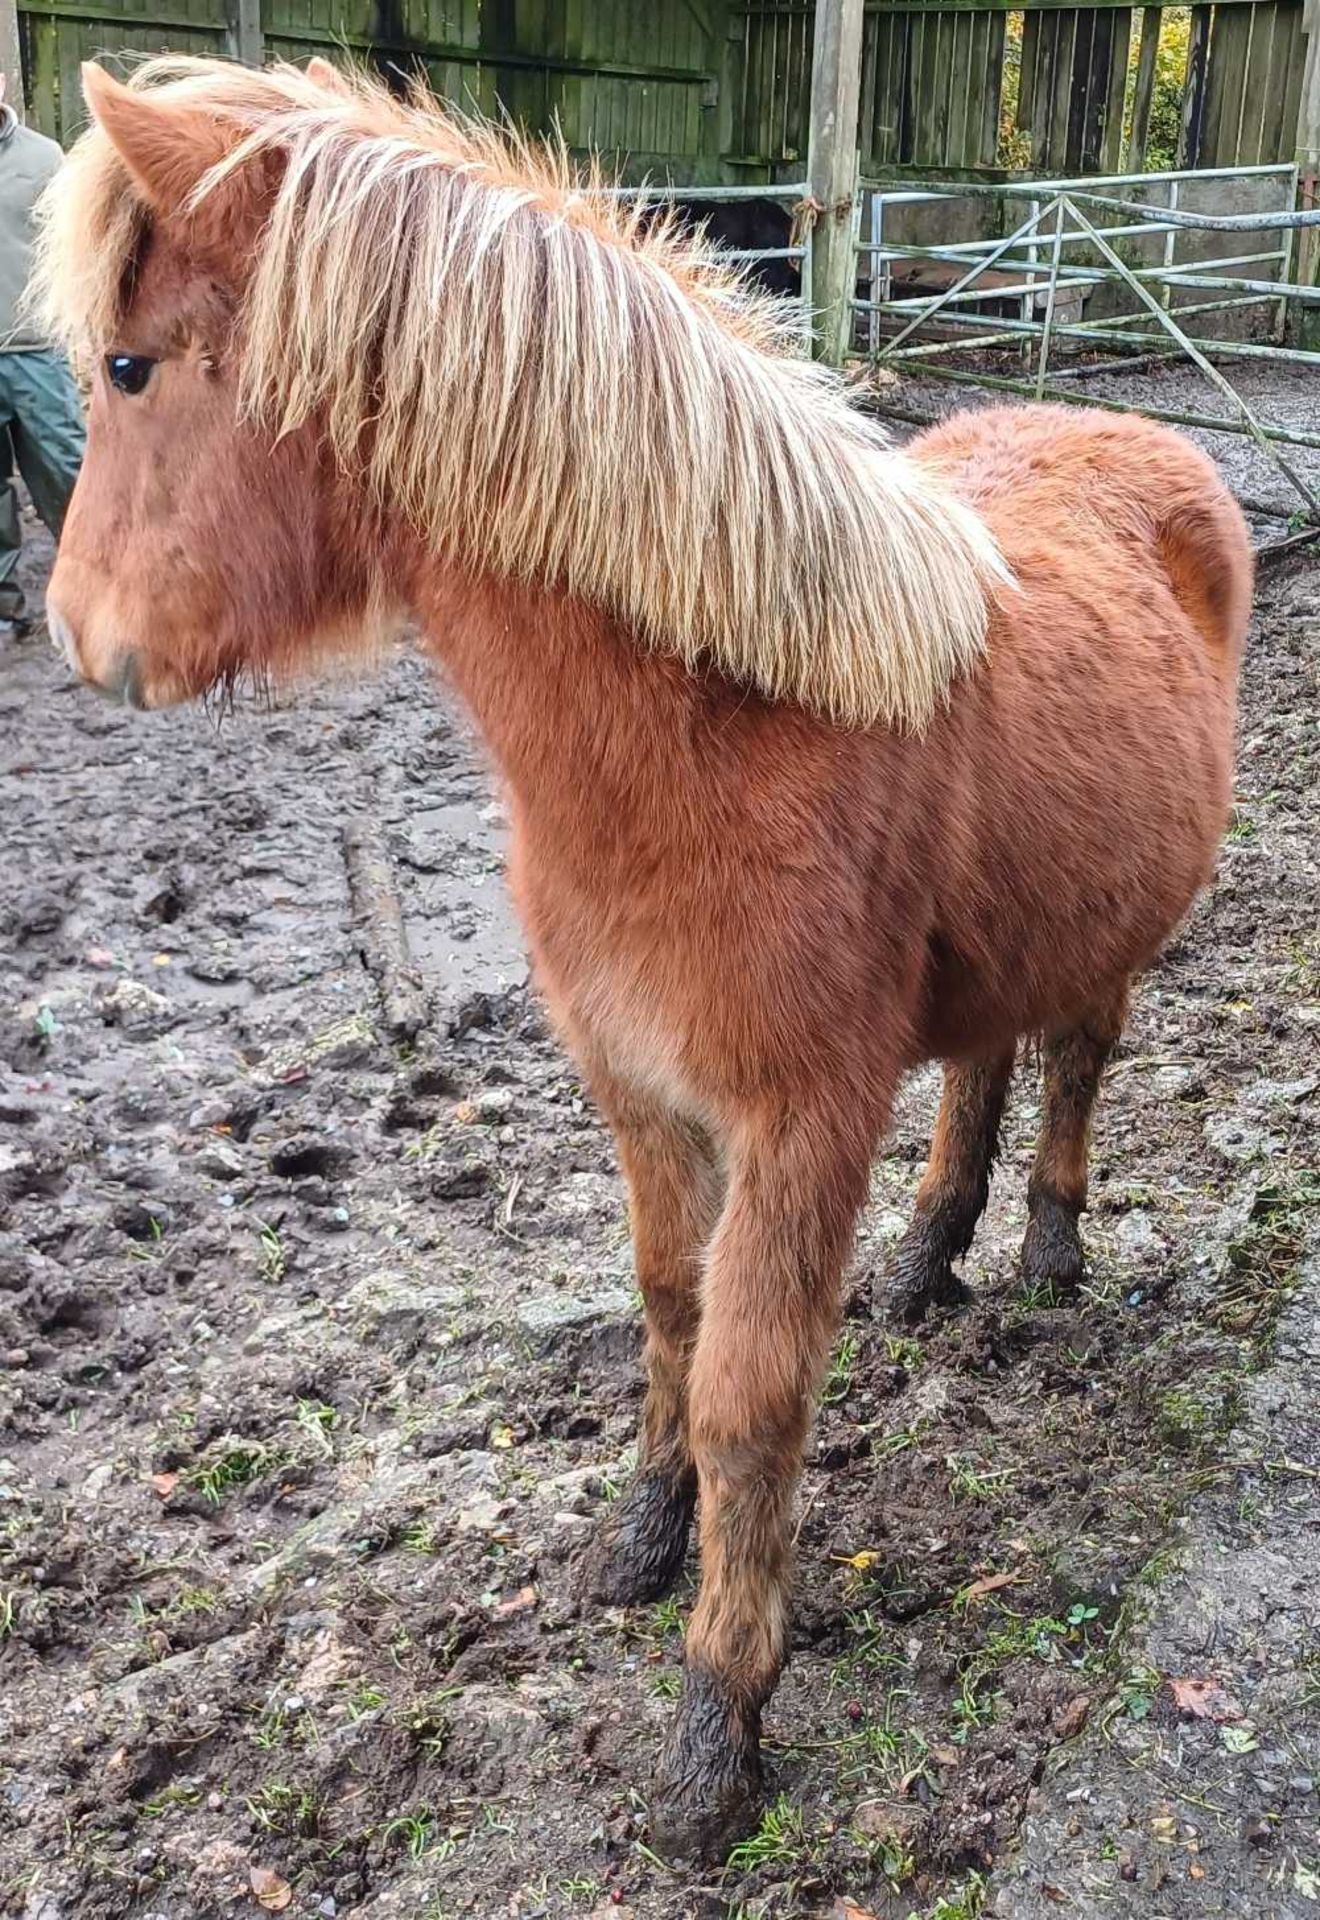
[40,57,1251,1857]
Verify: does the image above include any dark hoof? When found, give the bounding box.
[880,1213,973,1326]
[1020,1194,1085,1301]
[584,1469,695,1607]
[649,1668,763,1863]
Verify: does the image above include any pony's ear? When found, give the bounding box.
[81,63,240,214]
[305,56,350,93]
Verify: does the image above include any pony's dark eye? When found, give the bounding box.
[106,354,156,396]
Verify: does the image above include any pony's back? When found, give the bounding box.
[914,405,1252,682]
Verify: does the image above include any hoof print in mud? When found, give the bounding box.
[880,1215,974,1326]
[584,1471,696,1606]
[649,1670,764,1864]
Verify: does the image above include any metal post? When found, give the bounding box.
[1162,178,1179,308]
[0,0,23,119]
[806,0,864,367]
[868,189,884,359]
[1035,198,1067,398]
[226,0,264,68]
[1022,195,1041,357]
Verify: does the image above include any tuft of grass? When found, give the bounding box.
[823,1330,860,1405]
[830,1607,912,1687]
[401,1518,440,1555]
[651,1595,684,1639]
[254,1218,287,1283]
[246,1781,321,1836]
[952,1603,1104,1739]
[1212,1174,1320,1339]
[1156,1379,1242,1452]
[724,1795,809,1873]
[1114,1664,1163,1723]
[884,1333,924,1370]
[186,1439,272,1505]
[142,1784,201,1818]
[383,1809,453,1861]
[946,1454,1016,1503]
[347,1684,388,1720]
[906,1872,987,1920]
[294,1398,337,1456]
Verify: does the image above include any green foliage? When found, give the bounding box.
[998,7,1192,173]
[1142,9,1191,171]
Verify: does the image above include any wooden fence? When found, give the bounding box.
[732,0,1309,176]
[18,1,732,166]
[15,0,1315,182]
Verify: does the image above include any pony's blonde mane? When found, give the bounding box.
[37,57,1011,728]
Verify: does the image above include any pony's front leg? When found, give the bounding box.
[649,1111,875,1860]
[586,1081,725,1605]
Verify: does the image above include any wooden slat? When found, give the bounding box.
[28,11,55,137]
[1236,0,1275,164]
[980,9,1007,161]
[1098,6,1132,168]
[1279,0,1308,164]
[1017,8,1039,128]
[1200,1,1251,164]
[1067,7,1099,168]
[1177,1,1213,165]
[1126,5,1161,164]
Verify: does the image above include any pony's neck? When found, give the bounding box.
[408,553,689,838]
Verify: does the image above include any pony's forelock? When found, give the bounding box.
[36,55,1012,729]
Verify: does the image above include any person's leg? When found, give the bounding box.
[0,352,26,625]
[9,348,85,544]
[0,422,25,625]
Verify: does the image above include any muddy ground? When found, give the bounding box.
[1,368,1318,1920]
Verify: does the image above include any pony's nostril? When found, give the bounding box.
[104,652,146,709]
[46,604,79,673]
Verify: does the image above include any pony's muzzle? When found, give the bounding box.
[47,601,146,708]
[100,651,147,709]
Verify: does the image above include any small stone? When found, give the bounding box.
[550,1511,593,1547]
[516,1286,635,1356]
[1204,1114,1279,1164]
[471,1087,514,1122]
[195,1140,244,1181]
[427,1157,492,1201]
[852,1799,925,1848]
[2,1347,29,1369]
[1115,1211,1160,1256]
[1052,1693,1092,1739]
[318,1901,337,1919]
[455,1495,510,1535]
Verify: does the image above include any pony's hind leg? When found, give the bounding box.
[650,1110,874,1859]
[586,1086,724,1607]
[1021,987,1129,1299]
[882,1050,1015,1324]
